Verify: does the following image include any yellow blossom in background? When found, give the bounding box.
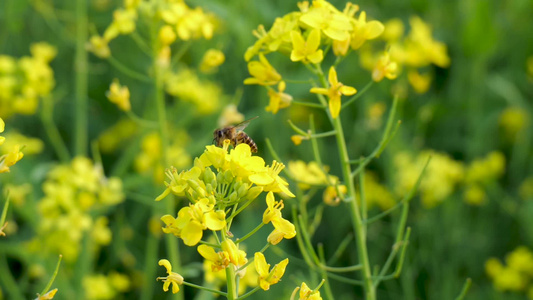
[165,68,220,114]
[499,107,529,140]
[28,157,124,261]
[0,132,43,155]
[157,259,184,294]
[83,275,116,300]
[288,160,338,189]
[310,67,356,118]
[290,29,324,64]
[254,252,288,291]
[407,69,432,93]
[200,49,225,73]
[0,145,24,173]
[0,43,56,118]
[87,35,111,58]
[350,11,384,50]
[366,101,387,130]
[105,8,137,39]
[106,79,131,111]
[465,151,505,185]
[527,55,533,78]
[372,51,398,82]
[159,25,177,46]
[381,18,404,42]
[218,104,244,128]
[244,54,282,86]
[3,183,32,207]
[394,150,464,208]
[403,16,450,68]
[463,184,486,206]
[266,81,292,114]
[357,172,395,210]
[486,246,533,294]
[323,185,346,206]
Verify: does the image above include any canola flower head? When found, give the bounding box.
[266,81,293,114]
[200,49,225,73]
[157,259,184,294]
[292,282,322,300]
[106,79,131,111]
[310,66,356,119]
[372,51,398,82]
[244,54,282,86]
[407,69,431,93]
[254,252,289,290]
[290,29,324,64]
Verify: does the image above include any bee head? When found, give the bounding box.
[213,129,223,144]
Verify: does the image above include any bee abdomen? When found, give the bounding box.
[237,132,258,153]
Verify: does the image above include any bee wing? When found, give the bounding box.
[233,116,258,132]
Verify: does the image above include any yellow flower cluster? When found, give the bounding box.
[243,1,385,116]
[463,151,505,205]
[0,118,24,173]
[356,172,395,211]
[134,131,191,183]
[106,79,131,111]
[292,282,323,300]
[156,140,294,294]
[0,43,56,118]
[361,16,450,92]
[164,68,220,114]
[28,157,125,261]
[83,272,130,300]
[486,246,533,298]
[88,0,217,59]
[394,150,464,208]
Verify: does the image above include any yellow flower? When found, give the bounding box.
[106,79,131,111]
[197,244,230,272]
[159,25,177,46]
[310,67,356,119]
[293,282,322,300]
[0,145,24,173]
[499,107,529,140]
[266,81,292,114]
[463,184,486,206]
[372,52,398,82]
[291,135,306,146]
[0,117,5,145]
[221,239,248,267]
[381,18,405,42]
[87,35,111,58]
[200,49,225,73]
[35,288,58,300]
[299,5,352,41]
[407,69,431,93]
[249,161,294,197]
[254,252,288,290]
[323,185,346,206]
[173,199,226,246]
[403,17,450,68]
[287,160,338,189]
[157,259,184,294]
[290,29,323,64]
[244,54,282,86]
[30,42,57,63]
[262,192,296,244]
[350,11,384,50]
[104,8,137,40]
[217,104,244,128]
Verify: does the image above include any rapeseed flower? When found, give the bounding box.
[35,288,58,300]
[292,282,322,300]
[157,259,184,294]
[200,49,225,73]
[106,79,131,111]
[290,29,323,64]
[372,52,398,82]
[244,54,282,86]
[350,11,384,50]
[310,67,356,119]
[266,81,292,114]
[254,252,289,290]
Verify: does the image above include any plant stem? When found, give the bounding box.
[223,231,238,300]
[331,115,375,299]
[41,97,70,163]
[150,14,182,300]
[74,0,88,156]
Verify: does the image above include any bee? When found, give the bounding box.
[213,116,258,153]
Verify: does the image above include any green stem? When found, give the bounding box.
[125,110,158,128]
[236,222,264,244]
[140,232,159,300]
[74,0,88,156]
[455,278,472,300]
[331,102,375,299]
[182,281,227,296]
[108,55,151,82]
[0,255,24,300]
[40,255,62,295]
[317,245,335,300]
[292,100,326,109]
[236,286,260,300]
[222,231,238,300]
[151,14,182,300]
[40,97,70,163]
[341,81,373,110]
